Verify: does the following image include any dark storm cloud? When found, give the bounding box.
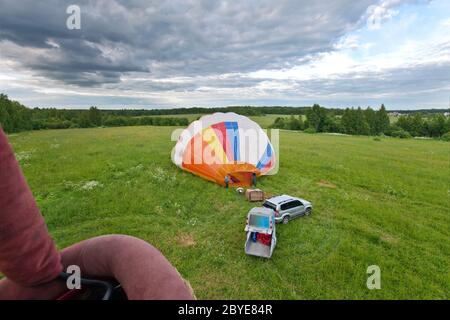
[116,74,268,92]
[0,0,376,86]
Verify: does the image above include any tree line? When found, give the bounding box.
[106,106,314,116]
[270,104,450,139]
[87,105,448,117]
[1,94,449,139]
[0,94,189,133]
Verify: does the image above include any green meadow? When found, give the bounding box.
[7,125,449,299]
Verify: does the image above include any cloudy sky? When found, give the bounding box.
[0,0,449,109]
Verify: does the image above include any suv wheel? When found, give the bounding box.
[282,216,289,224]
[305,207,312,216]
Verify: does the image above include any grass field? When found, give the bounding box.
[7,126,449,299]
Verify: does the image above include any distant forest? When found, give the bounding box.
[0,94,189,133]
[270,104,450,139]
[1,94,449,140]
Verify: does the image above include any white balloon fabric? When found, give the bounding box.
[172,112,276,186]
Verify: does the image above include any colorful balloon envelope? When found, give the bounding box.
[172,113,276,187]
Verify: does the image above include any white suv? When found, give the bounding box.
[262,195,312,224]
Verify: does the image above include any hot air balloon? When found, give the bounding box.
[172,113,276,187]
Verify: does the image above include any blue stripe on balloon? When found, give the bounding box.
[256,143,273,169]
[225,121,240,161]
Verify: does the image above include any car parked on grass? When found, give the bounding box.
[262,195,312,224]
[244,207,277,258]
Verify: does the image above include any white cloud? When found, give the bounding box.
[334,35,361,50]
[365,0,403,30]
[441,18,450,28]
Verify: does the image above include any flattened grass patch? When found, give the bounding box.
[317,179,337,189]
[177,233,196,247]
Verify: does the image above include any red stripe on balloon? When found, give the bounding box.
[211,122,232,161]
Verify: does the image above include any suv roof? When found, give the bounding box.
[265,194,297,205]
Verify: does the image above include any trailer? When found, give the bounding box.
[244,207,277,258]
